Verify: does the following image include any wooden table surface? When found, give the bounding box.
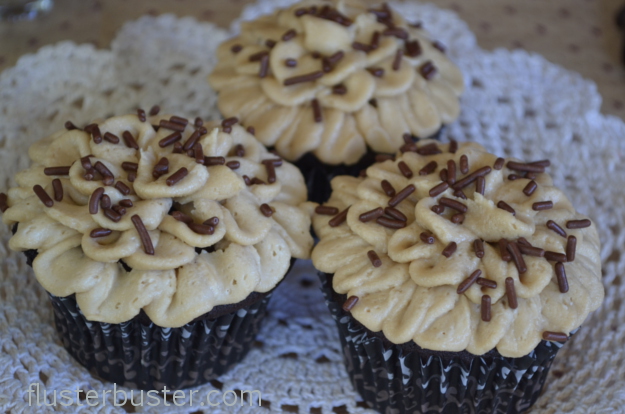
[1,0,624,122]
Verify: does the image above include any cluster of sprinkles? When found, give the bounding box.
[315,137,594,343]
[3,107,276,257]
[230,2,444,124]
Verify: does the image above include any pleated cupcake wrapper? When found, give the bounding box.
[49,292,272,391]
[319,273,563,414]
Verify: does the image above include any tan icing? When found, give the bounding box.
[3,114,313,327]
[208,0,464,165]
[312,141,604,357]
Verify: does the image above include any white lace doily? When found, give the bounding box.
[1,1,624,413]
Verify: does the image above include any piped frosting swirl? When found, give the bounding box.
[208,0,464,165]
[2,111,313,327]
[311,140,603,357]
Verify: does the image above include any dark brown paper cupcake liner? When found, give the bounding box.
[319,273,563,414]
[291,129,444,203]
[49,289,274,390]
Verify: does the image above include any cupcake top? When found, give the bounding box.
[208,0,464,165]
[311,140,604,358]
[2,110,313,328]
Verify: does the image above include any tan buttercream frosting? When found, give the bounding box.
[208,0,464,165]
[311,140,603,357]
[2,112,313,327]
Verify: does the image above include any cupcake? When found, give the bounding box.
[208,0,464,201]
[1,109,313,390]
[311,140,604,413]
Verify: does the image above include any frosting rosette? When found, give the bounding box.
[208,0,464,165]
[311,140,603,358]
[2,111,313,328]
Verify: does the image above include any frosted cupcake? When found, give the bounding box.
[208,0,464,201]
[311,140,603,413]
[1,109,313,390]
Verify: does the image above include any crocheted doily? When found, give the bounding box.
[1,1,624,413]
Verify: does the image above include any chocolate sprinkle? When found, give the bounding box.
[376,154,394,163]
[103,132,120,144]
[100,194,111,209]
[226,161,240,170]
[566,236,577,262]
[332,84,347,95]
[440,197,467,213]
[122,131,139,150]
[507,161,545,173]
[447,160,456,185]
[532,201,553,211]
[476,176,485,195]
[89,188,105,214]
[544,251,567,262]
[542,331,568,342]
[382,27,408,39]
[149,105,160,116]
[419,161,437,176]
[172,211,193,223]
[121,162,138,172]
[405,40,422,57]
[44,166,71,176]
[497,201,516,216]
[284,71,323,86]
[388,184,415,207]
[439,169,448,183]
[246,126,256,135]
[0,193,7,213]
[205,217,219,226]
[114,181,131,195]
[343,296,359,312]
[359,207,384,222]
[285,58,297,67]
[420,61,437,79]
[392,49,403,71]
[259,54,270,78]
[311,99,322,123]
[52,179,63,202]
[452,167,491,190]
[420,232,435,244]
[518,243,545,257]
[566,219,591,229]
[112,205,126,216]
[505,277,518,309]
[376,216,406,229]
[494,157,505,170]
[477,278,497,289]
[90,125,102,144]
[555,262,569,293]
[457,270,482,294]
[507,242,527,273]
[384,207,406,222]
[315,205,339,215]
[398,161,413,178]
[547,220,567,237]
[442,242,457,258]
[474,239,485,258]
[90,228,112,238]
[194,143,204,164]
[119,199,133,208]
[499,239,511,261]
[381,180,396,197]
[429,181,449,197]
[282,29,296,41]
[459,155,469,174]
[159,120,186,133]
[523,180,537,196]
[329,207,349,227]
[367,250,382,267]
[153,157,169,179]
[481,295,492,322]
[449,139,458,154]
[416,143,442,155]
[103,207,121,222]
[131,215,154,255]
[450,213,465,224]
[205,156,226,166]
[352,41,372,52]
[64,121,78,130]
[128,172,136,182]
[431,205,444,214]
[159,131,182,148]
[188,223,215,235]
[259,203,273,217]
[367,67,385,77]
[183,129,203,151]
[166,168,188,186]
[81,156,92,171]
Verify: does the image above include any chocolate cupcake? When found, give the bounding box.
[208,0,464,201]
[1,110,313,390]
[311,140,604,413]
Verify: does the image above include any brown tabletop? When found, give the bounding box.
[1,0,624,122]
